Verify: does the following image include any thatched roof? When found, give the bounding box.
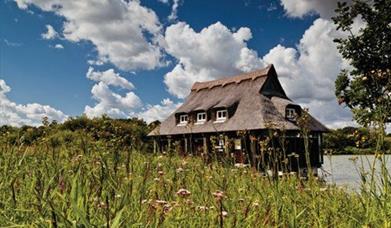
[149,64,328,136]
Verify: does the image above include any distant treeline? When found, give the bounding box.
[0,116,160,151]
[323,127,391,155]
[1,117,389,155]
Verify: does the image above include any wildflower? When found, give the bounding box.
[98,201,107,209]
[222,211,228,217]
[176,167,184,173]
[163,204,172,213]
[176,188,191,197]
[253,201,259,207]
[212,190,224,201]
[158,171,164,176]
[196,206,209,212]
[154,177,160,182]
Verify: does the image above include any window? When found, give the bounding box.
[196,112,206,123]
[286,108,296,120]
[216,110,228,122]
[179,114,188,124]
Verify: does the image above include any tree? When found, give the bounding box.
[332,0,391,148]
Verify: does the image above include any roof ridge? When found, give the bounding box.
[191,64,272,92]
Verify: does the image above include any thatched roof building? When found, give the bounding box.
[149,64,327,136]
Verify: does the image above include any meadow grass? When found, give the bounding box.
[0,139,390,227]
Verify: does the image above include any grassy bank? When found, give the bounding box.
[1,138,391,227]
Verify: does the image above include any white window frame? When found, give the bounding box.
[286,108,296,120]
[196,112,206,124]
[215,110,228,122]
[178,114,188,125]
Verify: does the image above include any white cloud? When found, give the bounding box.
[263,18,353,126]
[16,0,164,71]
[54,44,64,49]
[138,98,182,123]
[41,24,58,40]
[280,0,352,18]
[0,79,67,126]
[163,22,265,98]
[158,0,169,4]
[168,0,181,21]
[3,39,22,47]
[163,19,355,127]
[84,82,142,118]
[86,67,134,90]
[84,68,141,118]
[84,67,180,122]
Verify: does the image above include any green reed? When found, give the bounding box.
[0,138,390,227]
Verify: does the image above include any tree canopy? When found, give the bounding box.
[333,0,391,128]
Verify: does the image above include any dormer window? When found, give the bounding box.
[215,110,228,122]
[196,112,206,124]
[286,108,296,120]
[177,114,188,126]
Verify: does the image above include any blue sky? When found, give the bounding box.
[0,0,356,127]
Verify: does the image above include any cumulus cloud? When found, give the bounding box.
[263,18,353,126]
[138,98,182,123]
[0,79,67,126]
[86,67,134,90]
[163,22,265,98]
[162,19,355,127]
[84,82,142,118]
[280,0,352,18]
[84,68,180,122]
[41,24,58,40]
[16,0,164,71]
[84,68,142,118]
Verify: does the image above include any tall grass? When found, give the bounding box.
[0,137,390,227]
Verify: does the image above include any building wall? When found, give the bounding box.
[152,130,323,172]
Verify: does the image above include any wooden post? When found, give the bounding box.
[168,138,172,153]
[250,136,257,168]
[153,138,157,154]
[184,137,188,154]
[203,136,209,162]
[203,137,208,154]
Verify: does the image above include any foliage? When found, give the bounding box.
[0,116,151,151]
[0,137,391,226]
[333,0,391,128]
[323,127,391,154]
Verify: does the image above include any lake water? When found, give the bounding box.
[320,155,391,190]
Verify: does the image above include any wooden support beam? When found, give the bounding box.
[184,137,188,154]
[153,138,157,154]
[203,137,208,155]
[168,138,172,153]
[250,136,257,168]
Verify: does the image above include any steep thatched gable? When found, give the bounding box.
[149,64,328,136]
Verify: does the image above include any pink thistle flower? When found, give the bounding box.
[212,190,224,200]
[176,188,191,197]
